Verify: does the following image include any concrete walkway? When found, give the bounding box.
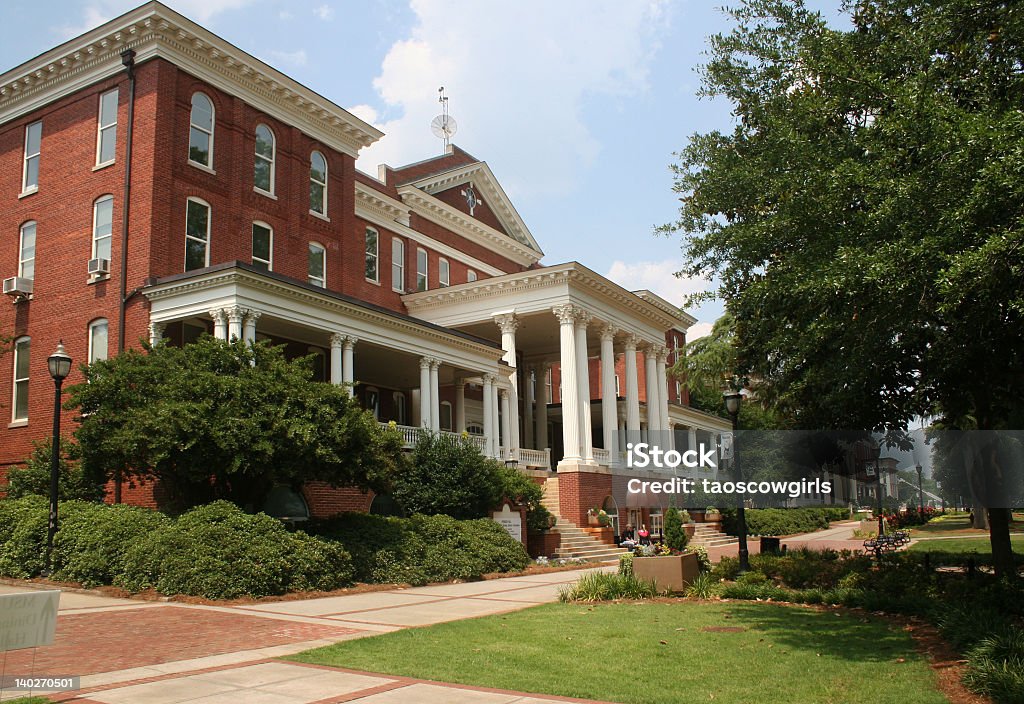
[0,567,613,704]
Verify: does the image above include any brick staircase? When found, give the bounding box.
[689,523,739,548]
[540,478,628,562]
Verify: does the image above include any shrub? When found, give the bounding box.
[117,501,352,598]
[52,502,169,587]
[685,571,719,599]
[664,507,688,551]
[558,572,658,602]
[720,581,793,601]
[618,553,634,577]
[963,628,1024,704]
[0,496,49,578]
[711,556,742,581]
[720,507,839,536]
[5,439,105,502]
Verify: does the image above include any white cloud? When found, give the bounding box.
[313,4,334,20]
[605,259,710,307]
[355,0,671,199]
[279,9,294,20]
[268,49,308,67]
[686,321,714,340]
[55,0,255,39]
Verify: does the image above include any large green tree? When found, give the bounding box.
[665,0,1023,576]
[67,337,403,511]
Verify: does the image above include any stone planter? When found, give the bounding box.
[587,514,600,526]
[633,553,701,593]
[705,511,721,523]
[684,525,695,539]
[689,510,706,523]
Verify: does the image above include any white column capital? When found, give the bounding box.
[598,324,617,343]
[455,378,467,389]
[493,312,520,334]
[552,303,586,325]
[430,357,442,371]
[148,321,166,345]
[343,335,359,349]
[209,308,227,324]
[483,372,497,385]
[330,332,346,348]
[226,305,246,323]
[419,356,433,370]
[623,333,639,351]
[246,310,262,324]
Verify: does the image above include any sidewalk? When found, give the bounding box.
[702,520,865,562]
[0,567,613,704]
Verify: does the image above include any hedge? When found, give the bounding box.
[720,506,850,536]
[309,512,530,586]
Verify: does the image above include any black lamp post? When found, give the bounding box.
[44,341,72,576]
[723,390,749,571]
[916,464,924,514]
[866,441,884,538]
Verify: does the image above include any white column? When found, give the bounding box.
[455,380,466,433]
[148,321,166,347]
[574,312,594,463]
[688,427,698,455]
[482,374,496,457]
[500,390,511,459]
[624,334,641,444]
[553,305,581,462]
[330,333,344,385]
[342,336,357,397]
[429,359,440,432]
[668,421,676,451]
[490,378,500,458]
[599,324,618,466]
[227,305,245,341]
[537,362,549,450]
[209,309,227,340]
[494,314,520,458]
[242,310,260,344]
[645,344,661,446]
[657,346,670,448]
[523,366,535,450]
[419,357,432,428]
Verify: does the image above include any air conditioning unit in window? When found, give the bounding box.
[2,276,33,298]
[88,258,111,276]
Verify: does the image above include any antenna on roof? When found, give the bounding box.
[431,86,457,152]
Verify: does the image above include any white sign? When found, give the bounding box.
[492,503,523,544]
[0,590,60,652]
[720,432,734,460]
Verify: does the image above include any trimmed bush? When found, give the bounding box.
[0,496,49,579]
[664,507,688,551]
[5,438,104,502]
[117,501,352,599]
[720,507,848,536]
[558,572,658,602]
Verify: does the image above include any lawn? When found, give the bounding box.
[908,534,1024,555]
[288,601,947,704]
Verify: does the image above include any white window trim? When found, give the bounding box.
[438,257,450,288]
[365,227,379,284]
[440,400,453,431]
[466,269,477,283]
[416,247,428,291]
[18,221,36,280]
[393,391,407,425]
[254,124,275,196]
[92,195,114,261]
[310,150,328,217]
[11,336,30,424]
[252,221,273,270]
[88,318,109,364]
[365,385,380,420]
[391,237,405,293]
[95,88,118,167]
[188,92,215,168]
[22,121,41,195]
[184,197,211,271]
[308,241,326,288]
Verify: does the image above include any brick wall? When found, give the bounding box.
[557,471,613,527]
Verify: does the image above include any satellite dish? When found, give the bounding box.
[431,114,458,140]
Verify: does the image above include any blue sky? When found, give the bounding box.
[0,0,846,338]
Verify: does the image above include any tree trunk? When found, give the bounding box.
[988,508,1015,579]
[973,509,989,530]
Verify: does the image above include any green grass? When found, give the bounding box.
[287,601,947,704]
[908,535,1024,555]
[0,697,53,704]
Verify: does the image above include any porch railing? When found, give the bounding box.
[518,448,551,469]
[593,448,611,465]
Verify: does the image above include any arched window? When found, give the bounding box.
[88,318,108,364]
[369,494,403,517]
[184,197,211,271]
[309,151,327,215]
[11,336,29,422]
[254,124,275,194]
[466,269,477,283]
[92,195,114,261]
[18,221,35,279]
[365,386,380,420]
[308,241,325,287]
[188,92,214,167]
[252,222,272,271]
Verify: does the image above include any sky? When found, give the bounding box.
[0,0,847,340]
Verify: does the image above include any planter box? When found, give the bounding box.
[633,553,700,593]
[705,512,722,522]
[527,531,561,559]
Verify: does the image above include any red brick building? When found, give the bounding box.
[0,2,728,549]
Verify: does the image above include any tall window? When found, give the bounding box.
[92,195,114,261]
[96,89,118,166]
[365,228,379,282]
[416,248,428,291]
[188,93,214,167]
[438,258,450,287]
[393,391,407,425]
[308,242,325,287]
[252,222,272,270]
[254,124,275,194]
[88,319,108,364]
[184,198,210,271]
[310,151,327,215]
[466,269,477,283]
[18,222,36,280]
[440,401,453,431]
[22,121,41,193]
[391,237,405,292]
[12,337,29,422]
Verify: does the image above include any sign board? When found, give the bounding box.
[719,432,734,460]
[492,503,523,544]
[0,590,60,652]
[866,464,876,477]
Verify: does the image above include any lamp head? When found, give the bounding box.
[48,341,72,382]
[722,390,742,416]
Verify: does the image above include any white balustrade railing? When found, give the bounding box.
[377,423,551,469]
[518,448,551,469]
[593,448,611,465]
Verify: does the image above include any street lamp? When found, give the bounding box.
[866,440,883,538]
[722,390,749,571]
[44,341,72,576]
[916,464,924,514]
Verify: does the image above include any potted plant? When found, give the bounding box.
[587,507,600,526]
[596,509,611,527]
[705,505,721,521]
[631,507,701,592]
